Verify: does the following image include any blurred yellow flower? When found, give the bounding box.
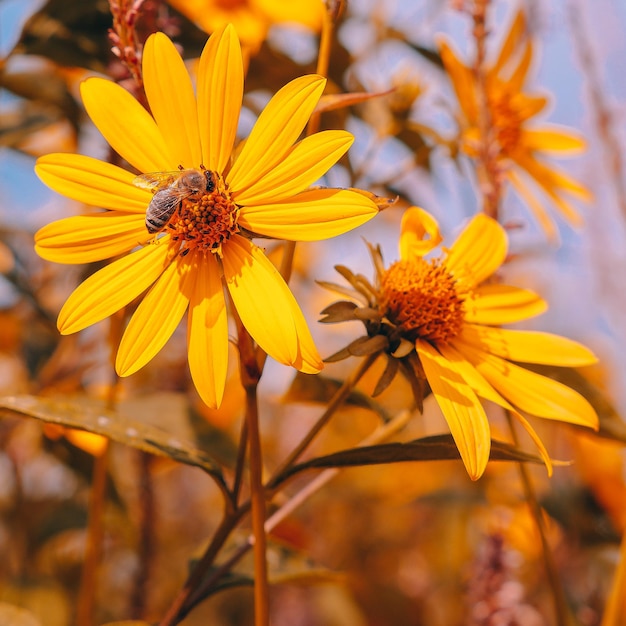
[321,207,598,479]
[167,0,324,51]
[438,10,591,239]
[34,25,378,409]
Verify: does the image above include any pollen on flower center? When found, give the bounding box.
[171,173,239,255]
[380,257,466,343]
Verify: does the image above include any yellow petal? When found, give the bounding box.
[454,342,599,429]
[227,75,326,191]
[223,235,322,372]
[35,154,151,212]
[491,9,526,76]
[197,24,243,172]
[460,324,598,367]
[415,340,491,480]
[238,188,378,241]
[437,37,477,123]
[35,213,149,264]
[514,151,591,201]
[143,33,202,168]
[80,78,172,173]
[399,207,442,259]
[116,251,192,377]
[440,342,553,474]
[505,39,533,93]
[233,130,353,205]
[445,214,507,286]
[58,241,175,335]
[506,168,560,240]
[186,249,229,408]
[522,127,587,154]
[465,284,547,325]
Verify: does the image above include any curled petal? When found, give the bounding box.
[399,207,442,260]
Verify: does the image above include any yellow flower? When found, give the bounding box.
[321,207,598,480]
[34,25,378,409]
[166,0,323,51]
[438,10,591,239]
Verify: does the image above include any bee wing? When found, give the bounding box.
[133,171,181,191]
[148,187,192,219]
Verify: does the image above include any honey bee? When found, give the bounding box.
[133,167,215,234]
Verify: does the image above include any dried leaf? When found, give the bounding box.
[318,300,359,323]
[372,356,399,397]
[315,88,394,113]
[0,395,224,480]
[283,435,548,478]
[346,334,388,356]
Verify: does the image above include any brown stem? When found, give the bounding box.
[76,444,110,626]
[471,0,502,218]
[245,386,270,626]
[268,352,378,489]
[129,451,155,619]
[506,412,575,626]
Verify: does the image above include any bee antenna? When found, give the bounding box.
[177,164,184,171]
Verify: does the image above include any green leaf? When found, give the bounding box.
[0,394,224,480]
[282,434,546,479]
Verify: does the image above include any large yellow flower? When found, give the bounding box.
[166,0,323,51]
[438,10,591,239]
[321,208,598,479]
[34,25,378,409]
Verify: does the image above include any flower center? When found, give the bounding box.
[170,172,239,256]
[380,257,466,343]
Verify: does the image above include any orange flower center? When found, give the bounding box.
[170,173,239,255]
[380,257,465,343]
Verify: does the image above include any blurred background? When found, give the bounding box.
[1,0,625,624]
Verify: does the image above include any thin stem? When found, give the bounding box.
[245,385,270,626]
[306,4,335,136]
[76,442,110,626]
[232,417,249,505]
[183,409,411,613]
[506,413,575,626]
[470,0,502,219]
[129,452,155,619]
[268,352,378,488]
[157,506,249,626]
